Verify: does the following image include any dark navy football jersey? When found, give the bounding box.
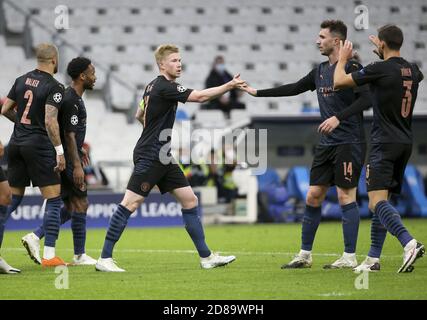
[7,69,65,146]
[60,86,87,159]
[313,60,367,145]
[134,76,193,163]
[352,57,424,144]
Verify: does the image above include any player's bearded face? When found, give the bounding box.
[53,56,58,74]
[83,65,97,90]
[377,40,385,60]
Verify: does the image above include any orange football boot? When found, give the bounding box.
[41,256,68,267]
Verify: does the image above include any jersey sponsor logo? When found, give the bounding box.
[318,86,334,97]
[53,92,62,103]
[177,85,187,93]
[71,115,79,125]
[74,104,79,111]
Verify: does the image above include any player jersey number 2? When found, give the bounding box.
[20,89,33,124]
[401,80,413,118]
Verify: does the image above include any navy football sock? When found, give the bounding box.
[71,212,87,255]
[341,202,360,254]
[34,206,71,239]
[1,195,23,248]
[301,205,322,251]
[101,205,132,258]
[182,206,211,258]
[368,211,387,258]
[375,200,413,247]
[0,205,8,248]
[43,197,62,248]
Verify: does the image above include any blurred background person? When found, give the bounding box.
[203,56,246,119]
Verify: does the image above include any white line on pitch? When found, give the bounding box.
[1,247,403,258]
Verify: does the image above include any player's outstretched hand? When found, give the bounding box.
[338,40,353,62]
[318,116,340,135]
[55,154,66,173]
[369,35,383,59]
[230,74,246,88]
[0,140,4,158]
[238,83,257,96]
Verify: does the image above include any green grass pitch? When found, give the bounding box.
[0,219,426,300]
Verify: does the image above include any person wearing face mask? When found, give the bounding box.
[203,56,246,119]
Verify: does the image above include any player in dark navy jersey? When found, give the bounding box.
[334,24,425,273]
[0,138,18,274]
[22,57,98,266]
[241,20,371,269]
[96,44,245,272]
[1,43,67,268]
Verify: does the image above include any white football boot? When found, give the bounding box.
[200,252,236,269]
[73,253,97,266]
[397,239,425,273]
[323,252,358,269]
[281,250,312,269]
[353,256,380,273]
[21,232,41,264]
[0,257,21,274]
[95,258,126,272]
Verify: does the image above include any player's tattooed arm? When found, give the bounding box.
[45,104,66,172]
[65,131,85,188]
[2,108,17,123]
[1,98,17,122]
[45,104,62,146]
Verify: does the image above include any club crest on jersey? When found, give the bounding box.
[141,182,151,193]
[177,85,187,93]
[71,115,78,125]
[53,92,62,103]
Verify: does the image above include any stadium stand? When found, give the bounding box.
[0,0,426,218]
[1,0,426,117]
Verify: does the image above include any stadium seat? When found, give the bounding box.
[285,166,310,201]
[194,110,226,127]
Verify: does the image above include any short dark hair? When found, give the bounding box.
[320,20,347,41]
[67,57,92,80]
[378,24,403,50]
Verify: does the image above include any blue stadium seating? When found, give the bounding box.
[402,165,427,217]
[257,168,296,222]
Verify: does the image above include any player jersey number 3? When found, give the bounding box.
[401,80,413,118]
[20,89,33,124]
